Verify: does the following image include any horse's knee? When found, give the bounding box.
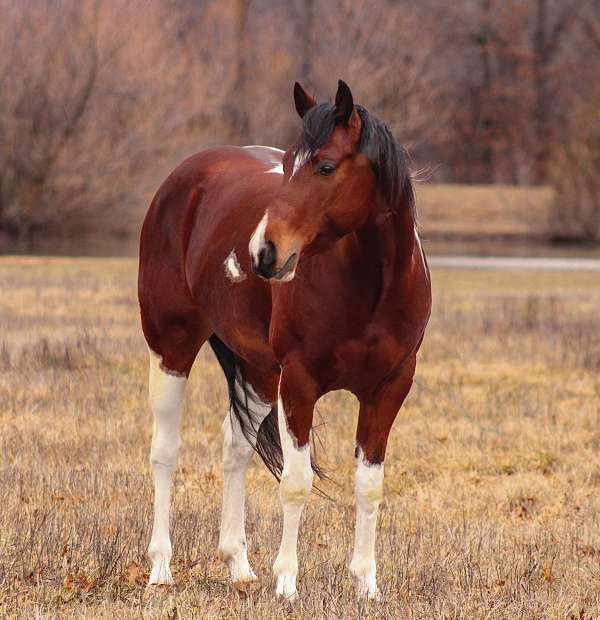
[150,434,181,469]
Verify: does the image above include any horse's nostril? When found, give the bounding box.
[259,240,276,269]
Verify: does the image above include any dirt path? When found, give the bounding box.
[428,255,600,271]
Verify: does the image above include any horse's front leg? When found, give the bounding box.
[273,362,318,600]
[351,355,416,600]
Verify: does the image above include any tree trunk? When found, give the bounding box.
[532,0,549,183]
[300,0,314,88]
[229,0,251,143]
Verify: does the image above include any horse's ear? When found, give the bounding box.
[334,80,354,125]
[294,82,316,118]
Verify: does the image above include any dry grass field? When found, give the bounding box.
[1,257,600,619]
[417,184,554,240]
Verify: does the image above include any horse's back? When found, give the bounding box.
[141,146,281,246]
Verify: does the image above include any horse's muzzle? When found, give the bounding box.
[252,241,298,281]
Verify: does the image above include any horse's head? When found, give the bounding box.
[250,80,408,281]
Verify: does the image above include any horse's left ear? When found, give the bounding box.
[334,80,354,125]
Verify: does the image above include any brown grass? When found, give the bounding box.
[1,257,600,618]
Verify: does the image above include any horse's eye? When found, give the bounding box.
[317,162,336,176]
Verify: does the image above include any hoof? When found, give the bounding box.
[356,576,381,602]
[233,571,259,595]
[275,572,298,601]
[148,566,174,586]
[223,553,258,590]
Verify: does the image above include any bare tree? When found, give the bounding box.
[0,0,598,242]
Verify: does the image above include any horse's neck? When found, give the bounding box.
[357,207,416,315]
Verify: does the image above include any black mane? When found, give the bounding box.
[294,102,415,218]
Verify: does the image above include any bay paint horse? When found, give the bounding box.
[138,80,431,600]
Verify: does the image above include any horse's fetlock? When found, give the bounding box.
[150,435,180,468]
[273,554,298,577]
[349,555,376,580]
[218,537,246,562]
[148,540,172,562]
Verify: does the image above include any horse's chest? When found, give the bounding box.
[328,328,404,393]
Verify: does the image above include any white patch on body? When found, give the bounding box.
[147,348,187,586]
[266,162,284,175]
[248,211,268,265]
[243,145,284,155]
[242,145,285,176]
[224,249,246,283]
[272,378,313,600]
[219,375,271,585]
[349,447,384,600]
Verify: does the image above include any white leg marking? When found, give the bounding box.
[219,377,271,585]
[249,211,268,265]
[147,350,186,586]
[349,448,384,600]
[272,384,313,600]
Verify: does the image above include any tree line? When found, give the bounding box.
[1,0,598,240]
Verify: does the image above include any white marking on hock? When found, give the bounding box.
[249,211,268,265]
[219,376,271,586]
[350,447,384,600]
[224,249,246,283]
[266,162,284,175]
[147,349,187,586]
[272,381,313,599]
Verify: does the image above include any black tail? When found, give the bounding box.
[208,334,326,482]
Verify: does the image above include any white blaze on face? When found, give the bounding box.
[249,211,268,265]
[224,249,246,282]
[291,150,310,180]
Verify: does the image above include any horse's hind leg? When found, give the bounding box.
[219,376,272,586]
[351,355,416,600]
[147,349,187,585]
[143,320,207,586]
